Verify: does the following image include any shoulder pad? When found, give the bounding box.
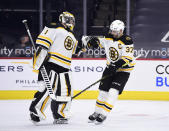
[120,35,133,45]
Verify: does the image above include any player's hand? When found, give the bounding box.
[81,36,90,49]
[82,36,99,49]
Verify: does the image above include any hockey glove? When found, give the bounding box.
[87,36,99,49]
[108,59,126,75]
[82,36,99,49]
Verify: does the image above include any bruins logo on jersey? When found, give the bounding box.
[64,36,74,50]
[109,47,119,61]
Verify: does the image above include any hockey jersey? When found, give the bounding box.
[99,34,135,72]
[35,25,78,69]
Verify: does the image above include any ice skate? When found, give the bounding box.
[95,114,107,125]
[29,105,46,124]
[88,112,99,123]
[30,112,40,125]
[53,118,69,124]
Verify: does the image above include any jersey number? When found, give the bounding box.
[44,30,48,34]
[126,47,133,53]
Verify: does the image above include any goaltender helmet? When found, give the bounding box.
[109,20,125,37]
[59,11,75,31]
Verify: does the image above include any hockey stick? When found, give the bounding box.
[72,75,111,99]
[22,20,70,102]
[72,54,142,99]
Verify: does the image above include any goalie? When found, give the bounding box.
[84,20,135,124]
[29,11,86,124]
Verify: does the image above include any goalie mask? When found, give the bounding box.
[109,20,125,38]
[59,11,75,31]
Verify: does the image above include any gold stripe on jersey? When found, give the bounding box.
[122,56,133,60]
[72,40,78,54]
[105,38,113,41]
[122,56,133,65]
[118,67,134,72]
[49,52,71,66]
[118,40,125,45]
[36,39,50,48]
[56,27,65,30]
[50,56,71,66]
[38,35,53,45]
[122,57,129,64]
[49,52,72,61]
[129,63,136,66]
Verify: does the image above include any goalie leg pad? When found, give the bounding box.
[29,89,49,121]
[29,70,59,121]
[51,72,73,120]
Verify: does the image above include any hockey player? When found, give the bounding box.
[29,11,85,124]
[85,20,135,124]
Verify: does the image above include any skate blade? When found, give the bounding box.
[53,119,68,124]
[29,119,40,126]
[94,121,103,125]
[88,120,96,123]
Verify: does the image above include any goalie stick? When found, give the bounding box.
[72,54,142,99]
[22,20,70,102]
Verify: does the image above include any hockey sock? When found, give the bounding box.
[102,88,119,116]
[95,90,108,114]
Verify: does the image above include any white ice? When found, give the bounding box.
[0,100,169,131]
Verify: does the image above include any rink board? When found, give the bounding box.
[0,90,169,101]
[0,58,169,100]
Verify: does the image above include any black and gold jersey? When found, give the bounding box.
[35,25,78,69]
[99,34,135,72]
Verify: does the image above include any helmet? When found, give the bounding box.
[59,11,75,31]
[109,20,125,36]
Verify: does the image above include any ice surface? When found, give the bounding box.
[0,100,169,131]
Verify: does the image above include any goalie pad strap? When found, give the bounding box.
[56,96,71,102]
